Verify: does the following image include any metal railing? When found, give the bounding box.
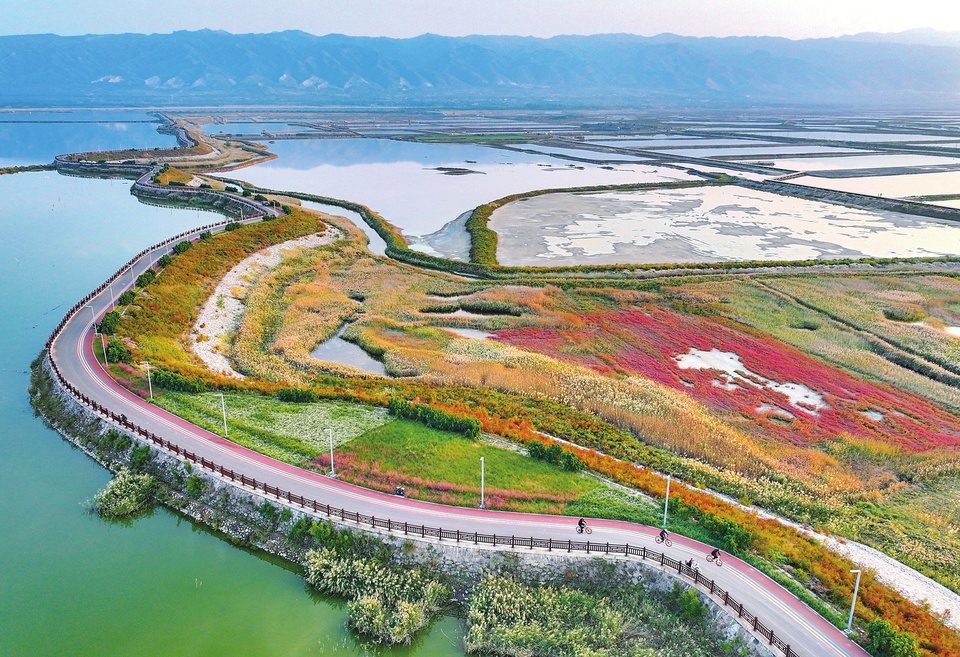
[42,216,804,657]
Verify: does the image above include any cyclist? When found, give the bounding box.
[659,528,669,542]
[709,548,721,561]
[577,518,588,533]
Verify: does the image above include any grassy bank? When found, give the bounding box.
[316,418,601,513]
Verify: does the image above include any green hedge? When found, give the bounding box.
[527,441,584,471]
[135,268,157,288]
[151,368,206,393]
[276,387,320,403]
[387,399,480,439]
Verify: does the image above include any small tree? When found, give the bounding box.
[98,311,121,335]
[866,619,919,657]
[135,269,157,288]
[106,337,131,364]
[171,240,193,255]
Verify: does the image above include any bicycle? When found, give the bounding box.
[706,554,723,567]
[654,535,673,547]
[576,525,593,535]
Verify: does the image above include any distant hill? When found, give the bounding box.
[2,30,959,108]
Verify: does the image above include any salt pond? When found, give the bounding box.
[489,185,960,265]
[790,170,960,199]
[510,144,653,162]
[750,154,960,172]
[651,145,864,157]
[233,138,692,236]
[733,130,958,143]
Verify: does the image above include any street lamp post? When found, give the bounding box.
[141,361,153,400]
[662,474,671,529]
[479,456,485,509]
[101,333,109,366]
[846,569,862,633]
[218,392,228,437]
[327,428,336,477]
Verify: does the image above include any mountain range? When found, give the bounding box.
[2,30,959,108]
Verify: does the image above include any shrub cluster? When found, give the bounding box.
[91,468,155,519]
[276,387,320,403]
[105,337,131,364]
[172,240,193,255]
[135,268,156,288]
[150,368,206,393]
[867,619,919,657]
[98,311,121,335]
[387,399,480,439]
[527,441,584,472]
[882,305,926,323]
[304,548,448,645]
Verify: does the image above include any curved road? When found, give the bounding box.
[48,223,869,657]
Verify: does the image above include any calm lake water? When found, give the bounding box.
[310,324,387,375]
[0,110,176,167]
[234,137,691,235]
[0,170,463,656]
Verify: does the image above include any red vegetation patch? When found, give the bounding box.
[496,307,960,452]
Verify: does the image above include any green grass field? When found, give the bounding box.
[325,419,604,513]
[153,392,389,464]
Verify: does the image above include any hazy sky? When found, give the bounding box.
[1,0,958,39]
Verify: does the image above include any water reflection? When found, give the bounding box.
[302,200,387,255]
[0,111,174,167]
[235,138,692,235]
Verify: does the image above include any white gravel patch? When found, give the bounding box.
[189,228,339,377]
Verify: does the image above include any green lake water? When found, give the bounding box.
[0,171,464,657]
